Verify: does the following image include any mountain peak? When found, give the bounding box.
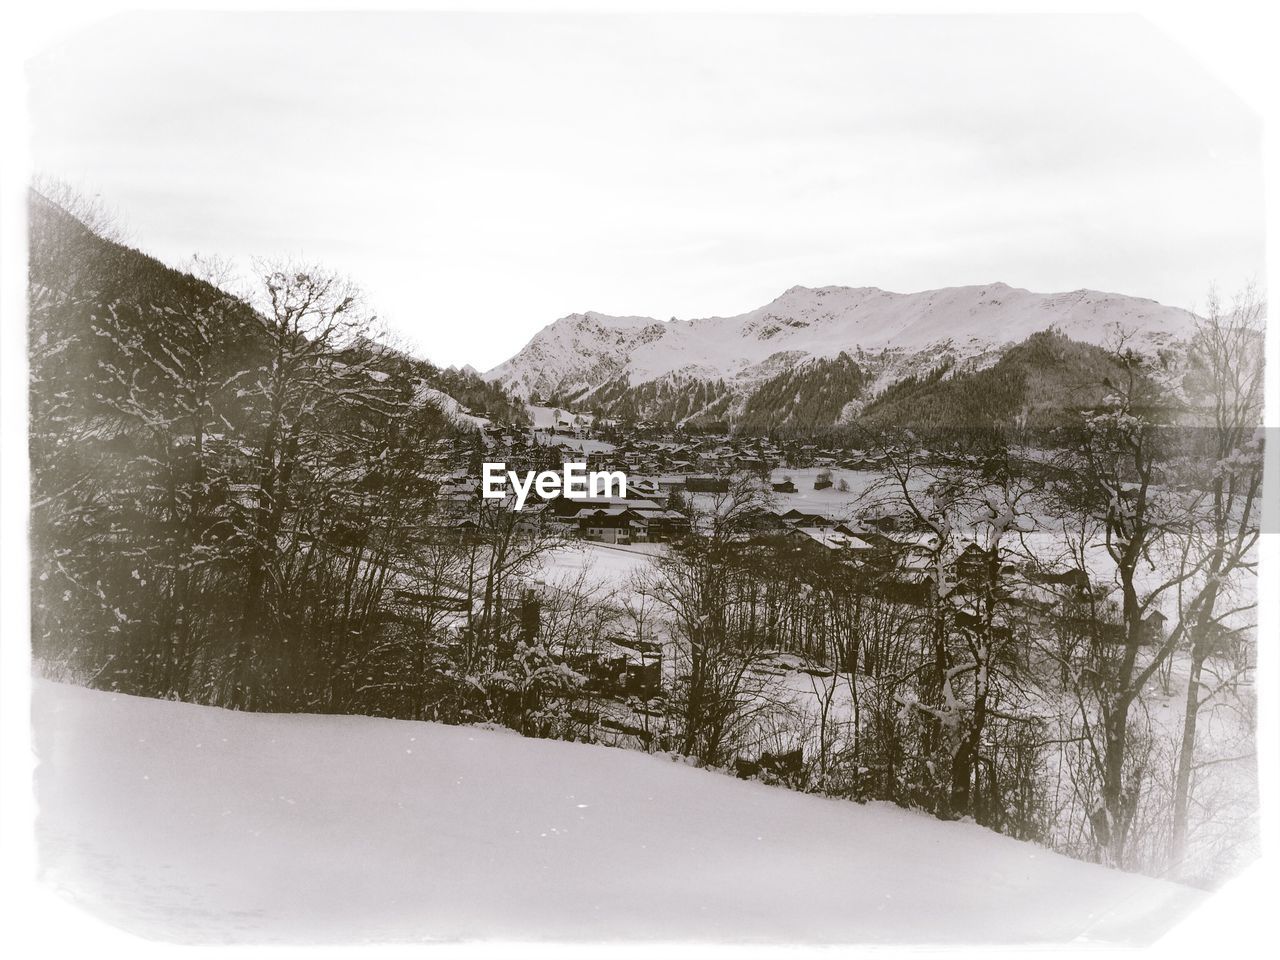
[777,283,886,299]
[485,283,1198,404]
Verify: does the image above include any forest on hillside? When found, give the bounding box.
[555,372,735,427]
[28,188,532,711]
[735,351,871,435]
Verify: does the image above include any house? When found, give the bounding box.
[621,659,662,697]
[814,475,833,491]
[423,515,481,543]
[577,507,648,544]
[1024,564,1093,595]
[626,477,662,499]
[557,495,686,542]
[788,526,874,554]
[514,502,549,534]
[953,541,1015,588]
[771,479,797,493]
[747,507,791,526]
[549,495,662,519]
[780,508,833,528]
[564,642,661,698]
[642,509,691,542]
[860,505,921,533]
[870,531,942,590]
[1140,610,1169,644]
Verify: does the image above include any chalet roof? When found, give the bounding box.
[577,507,648,522]
[563,496,662,511]
[780,509,834,525]
[790,527,874,551]
[645,510,689,521]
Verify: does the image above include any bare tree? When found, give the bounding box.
[228,264,388,707]
[1167,286,1264,873]
[31,175,129,244]
[644,473,778,764]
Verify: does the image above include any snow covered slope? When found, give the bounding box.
[34,680,1201,944]
[412,380,490,429]
[485,283,1197,401]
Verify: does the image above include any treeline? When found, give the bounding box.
[429,364,529,425]
[858,332,1116,435]
[559,373,734,426]
[735,351,870,435]
[28,189,541,716]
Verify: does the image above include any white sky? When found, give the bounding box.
[27,12,1263,370]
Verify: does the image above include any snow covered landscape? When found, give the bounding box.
[20,10,1267,949]
[25,180,1263,943]
[34,680,1202,944]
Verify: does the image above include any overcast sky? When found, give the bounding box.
[27,12,1262,370]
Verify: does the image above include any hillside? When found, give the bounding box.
[557,372,734,426]
[27,191,528,713]
[34,680,1202,943]
[736,351,871,434]
[485,283,1198,429]
[855,329,1135,436]
[27,190,527,431]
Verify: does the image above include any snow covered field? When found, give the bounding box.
[534,541,661,594]
[34,680,1203,944]
[766,467,884,514]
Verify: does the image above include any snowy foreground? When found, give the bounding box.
[34,680,1202,944]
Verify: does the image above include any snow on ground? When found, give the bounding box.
[528,404,593,431]
[682,468,885,521]
[767,467,885,514]
[412,382,490,429]
[34,680,1202,944]
[534,541,661,595]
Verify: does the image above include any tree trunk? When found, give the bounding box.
[1170,645,1206,872]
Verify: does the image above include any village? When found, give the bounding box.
[428,402,905,545]
[394,400,1191,786]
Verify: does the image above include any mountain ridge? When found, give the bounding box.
[485,282,1198,429]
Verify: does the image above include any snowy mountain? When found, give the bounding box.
[485,284,1198,425]
[35,680,1200,943]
